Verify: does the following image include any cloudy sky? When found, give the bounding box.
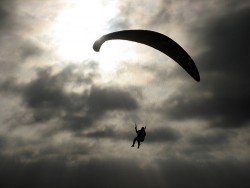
[0,0,250,187]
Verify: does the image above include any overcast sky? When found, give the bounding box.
[0,0,250,187]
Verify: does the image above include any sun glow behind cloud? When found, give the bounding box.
[51,0,148,81]
[51,0,119,64]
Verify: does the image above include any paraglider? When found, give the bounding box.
[93,29,200,82]
[93,30,200,149]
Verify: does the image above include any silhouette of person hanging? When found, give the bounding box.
[131,123,146,148]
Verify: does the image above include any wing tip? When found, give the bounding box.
[93,38,104,52]
[93,41,100,52]
[196,77,200,82]
[193,71,200,82]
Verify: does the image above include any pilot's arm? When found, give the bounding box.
[135,123,138,132]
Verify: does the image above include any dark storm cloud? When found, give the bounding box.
[84,127,117,138]
[83,127,131,141]
[0,155,249,188]
[0,1,43,60]
[1,64,138,129]
[84,126,181,143]
[19,67,81,123]
[36,140,90,159]
[182,131,233,159]
[161,6,250,128]
[0,77,21,94]
[63,86,139,129]
[0,156,155,188]
[0,135,7,149]
[19,41,44,60]
[87,87,138,115]
[147,127,181,143]
[23,69,68,110]
[0,0,19,74]
[0,1,16,32]
[189,132,229,146]
[0,0,46,80]
[158,159,250,188]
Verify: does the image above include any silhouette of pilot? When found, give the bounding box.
[131,123,146,148]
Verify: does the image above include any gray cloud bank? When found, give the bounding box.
[161,5,250,128]
[0,155,249,188]
[1,63,139,130]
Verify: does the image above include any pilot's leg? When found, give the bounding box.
[137,141,141,148]
[131,137,137,147]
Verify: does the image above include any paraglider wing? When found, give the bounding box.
[93,30,200,82]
